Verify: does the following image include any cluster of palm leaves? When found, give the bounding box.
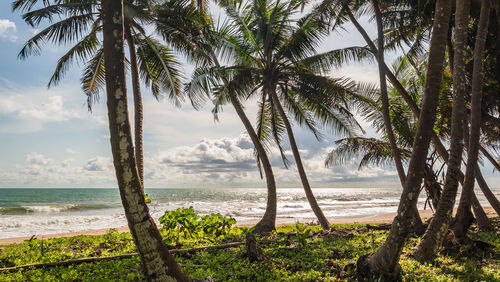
[13,0,500,280]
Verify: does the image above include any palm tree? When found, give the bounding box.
[340,1,428,232]
[370,0,407,188]
[340,0,499,233]
[211,0,368,230]
[356,0,453,278]
[451,0,492,241]
[101,0,189,279]
[177,13,280,232]
[411,0,471,262]
[14,0,183,187]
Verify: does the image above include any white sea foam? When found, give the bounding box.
[21,204,76,213]
[1,187,498,239]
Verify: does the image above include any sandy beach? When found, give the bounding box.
[1,207,495,246]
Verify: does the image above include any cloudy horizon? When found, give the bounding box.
[1,2,499,189]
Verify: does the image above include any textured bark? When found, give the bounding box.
[124,22,144,187]
[346,7,425,233]
[475,165,500,216]
[208,50,277,232]
[452,0,492,240]
[470,193,493,231]
[269,87,330,230]
[101,1,190,281]
[357,0,452,277]
[412,0,471,262]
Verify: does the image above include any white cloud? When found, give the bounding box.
[0,19,17,42]
[0,83,85,133]
[26,152,52,165]
[83,156,113,172]
[65,148,79,154]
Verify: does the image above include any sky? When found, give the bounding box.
[0,1,498,189]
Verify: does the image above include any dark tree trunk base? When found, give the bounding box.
[450,208,474,242]
[254,219,276,234]
[356,254,402,281]
[245,234,267,262]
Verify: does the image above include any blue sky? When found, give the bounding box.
[0,1,498,189]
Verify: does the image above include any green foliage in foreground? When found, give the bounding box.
[159,207,236,245]
[0,221,498,281]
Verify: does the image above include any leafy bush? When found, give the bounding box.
[158,207,236,244]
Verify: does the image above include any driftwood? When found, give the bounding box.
[0,242,244,273]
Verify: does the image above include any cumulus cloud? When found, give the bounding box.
[0,19,17,42]
[158,134,256,171]
[0,82,84,133]
[0,134,402,188]
[83,157,113,172]
[26,152,52,165]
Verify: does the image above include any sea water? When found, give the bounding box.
[0,188,497,239]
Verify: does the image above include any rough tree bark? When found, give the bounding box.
[411,0,471,262]
[451,0,492,240]
[101,1,190,280]
[268,87,330,230]
[124,21,144,187]
[356,0,452,278]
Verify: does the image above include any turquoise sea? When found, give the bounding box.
[1,187,498,239]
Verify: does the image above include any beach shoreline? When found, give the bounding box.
[1,207,495,246]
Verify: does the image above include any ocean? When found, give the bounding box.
[0,187,497,239]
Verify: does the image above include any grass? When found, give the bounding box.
[0,221,498,281]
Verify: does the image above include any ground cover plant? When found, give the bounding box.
[1,211,498,281]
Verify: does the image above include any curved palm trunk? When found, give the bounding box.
[101,1,190,280]
[124,22,144,187]
[208,50,277,232]
[345,7,425,232]
[412,0,471,262]
[452,0,492,240]
[232,97,277,232]
[371,0,407,187]
[480,146,500,172]
[268,87,330,230]
[357,0,452,278]
[475,165,500,216]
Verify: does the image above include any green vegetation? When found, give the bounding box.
[1,220,498,281]
[159,207,236,245]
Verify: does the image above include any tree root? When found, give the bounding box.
[244,234,267,262]
[356,254,402,282]
[0,242,244,273]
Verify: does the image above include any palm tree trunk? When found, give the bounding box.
[101,1,190,280]
[470,192,493,230]
[124,22,144,187]
[451,0,492,240]
[232,96,277,232]
[480,146,500,172]
[208,50,277,232]
[269,87,330,230]
[357,0,452,278]
[412,0,471,262]
[475,164,500,216]
[371,0,406,187]
[345,6,425,232]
